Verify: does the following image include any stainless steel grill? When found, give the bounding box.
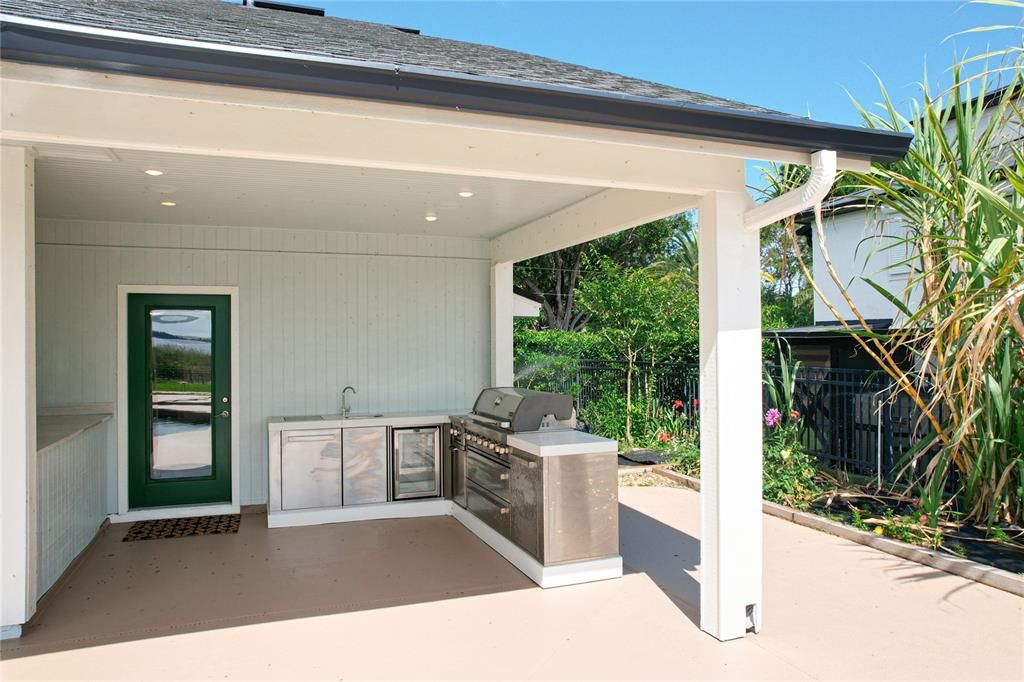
[449,388,618,566]
[449,388,575,462]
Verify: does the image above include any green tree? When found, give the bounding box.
[576,257,695,444]
[514,217,676,330]
[645,213,699,291]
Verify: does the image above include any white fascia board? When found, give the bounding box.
[1,64,865,189]
[490,188,702,264]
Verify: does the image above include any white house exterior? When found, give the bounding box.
[801,86,1021,331]
[0,0,910,643]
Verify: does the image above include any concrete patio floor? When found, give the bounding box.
[2,484,1021,680]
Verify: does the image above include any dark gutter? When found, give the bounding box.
[0,20,913,163]
[764,319,893,339]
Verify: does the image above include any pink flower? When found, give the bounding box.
[764,408,782,428]
[672,399,684,411]
[658,433,672,443]
[692,399,700,409]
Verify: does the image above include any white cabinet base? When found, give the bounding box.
[266,500,623,589]
[267,498,450,528]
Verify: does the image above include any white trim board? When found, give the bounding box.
[115,285,241,520]
[268,500,624,589]
[266,499,451,528]
[109,503,238,524]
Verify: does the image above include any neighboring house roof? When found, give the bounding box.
[0,0,912,163]
[512,294,542,319]
[794,191,874,237]
[765,319,893,340]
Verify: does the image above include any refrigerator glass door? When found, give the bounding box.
[393,427,440,499]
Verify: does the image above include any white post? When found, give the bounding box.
[490,261,514,386]
[0,145,37,639]
[698,190,763,641]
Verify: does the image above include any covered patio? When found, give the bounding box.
[3,484,1021,679]
[0,0,917,653]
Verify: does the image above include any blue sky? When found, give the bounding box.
[320,1,1019,186]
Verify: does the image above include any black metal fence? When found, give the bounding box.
[518,358,928,481]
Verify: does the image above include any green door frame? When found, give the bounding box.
[127,293,232,508]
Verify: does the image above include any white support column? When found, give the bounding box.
[490,261,514,386]
[0,145,38,639]
[698,190,763,641]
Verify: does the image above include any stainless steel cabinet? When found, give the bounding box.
[452,441,467,509]
[281,429,342,510]
[466,481,510,537]
[510,451,542,560]
[393,426,441,499]
[342,427,388,506]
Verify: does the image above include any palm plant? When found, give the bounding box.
[775,64,1023,526]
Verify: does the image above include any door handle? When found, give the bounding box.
[218,410,231,418]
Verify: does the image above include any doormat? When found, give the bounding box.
[122,514,240,542]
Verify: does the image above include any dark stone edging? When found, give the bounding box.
[648,466,1024,598]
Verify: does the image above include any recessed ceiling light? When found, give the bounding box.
[458,190,474,198]
[160,201,177,207]
[424,213,438,222]
[145,169,164,176]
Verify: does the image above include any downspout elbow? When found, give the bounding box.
[743,149,838,231]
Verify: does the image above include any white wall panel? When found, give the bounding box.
[36,420,110,598]
[810,209,914,324]
[36,220,491,505]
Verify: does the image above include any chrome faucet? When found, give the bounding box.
[341,386,357,416]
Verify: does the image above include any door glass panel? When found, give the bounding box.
[149,309,213,479]
[396,429,438,497]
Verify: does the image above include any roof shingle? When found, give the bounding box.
[0,0,784,116]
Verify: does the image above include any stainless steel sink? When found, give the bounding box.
[321,413,385,420]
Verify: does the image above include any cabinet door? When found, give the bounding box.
[281,429,341,510]
[510,451,542,560]
[393,426,440,499]
[342,427,388,506]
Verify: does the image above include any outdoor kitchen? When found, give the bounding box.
[266,388,623,588]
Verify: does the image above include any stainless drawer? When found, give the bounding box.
[466,481,510,537]
[466,449,510,501]
[281,429,342,511]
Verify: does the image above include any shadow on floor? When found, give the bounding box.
[618,503,701,626]
[1,514,535,660]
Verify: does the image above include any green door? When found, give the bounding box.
[128,293,231,508]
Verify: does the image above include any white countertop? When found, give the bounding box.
[37,413,112,453]
[507,430,618,457]
[268,409,467,431]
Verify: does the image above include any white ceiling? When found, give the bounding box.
[34,146,602,238]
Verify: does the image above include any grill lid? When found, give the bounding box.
[472,387,573,432]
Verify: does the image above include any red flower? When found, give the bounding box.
[657,433,672,443]
[692,399,700,409]
[672,399,684,410]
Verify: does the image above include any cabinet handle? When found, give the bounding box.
[287,435,336,443]
[499,473,509,480]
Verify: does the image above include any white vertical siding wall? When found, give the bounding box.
[810,209,913,324]
[36,419,110,598]
[36,220,492,506]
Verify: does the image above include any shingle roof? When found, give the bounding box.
[0,0,784,116]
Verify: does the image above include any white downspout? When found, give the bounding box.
[743,150,838,231]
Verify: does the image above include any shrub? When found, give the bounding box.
[762,420,822,510]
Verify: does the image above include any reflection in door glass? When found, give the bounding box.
[150,309,213,479]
